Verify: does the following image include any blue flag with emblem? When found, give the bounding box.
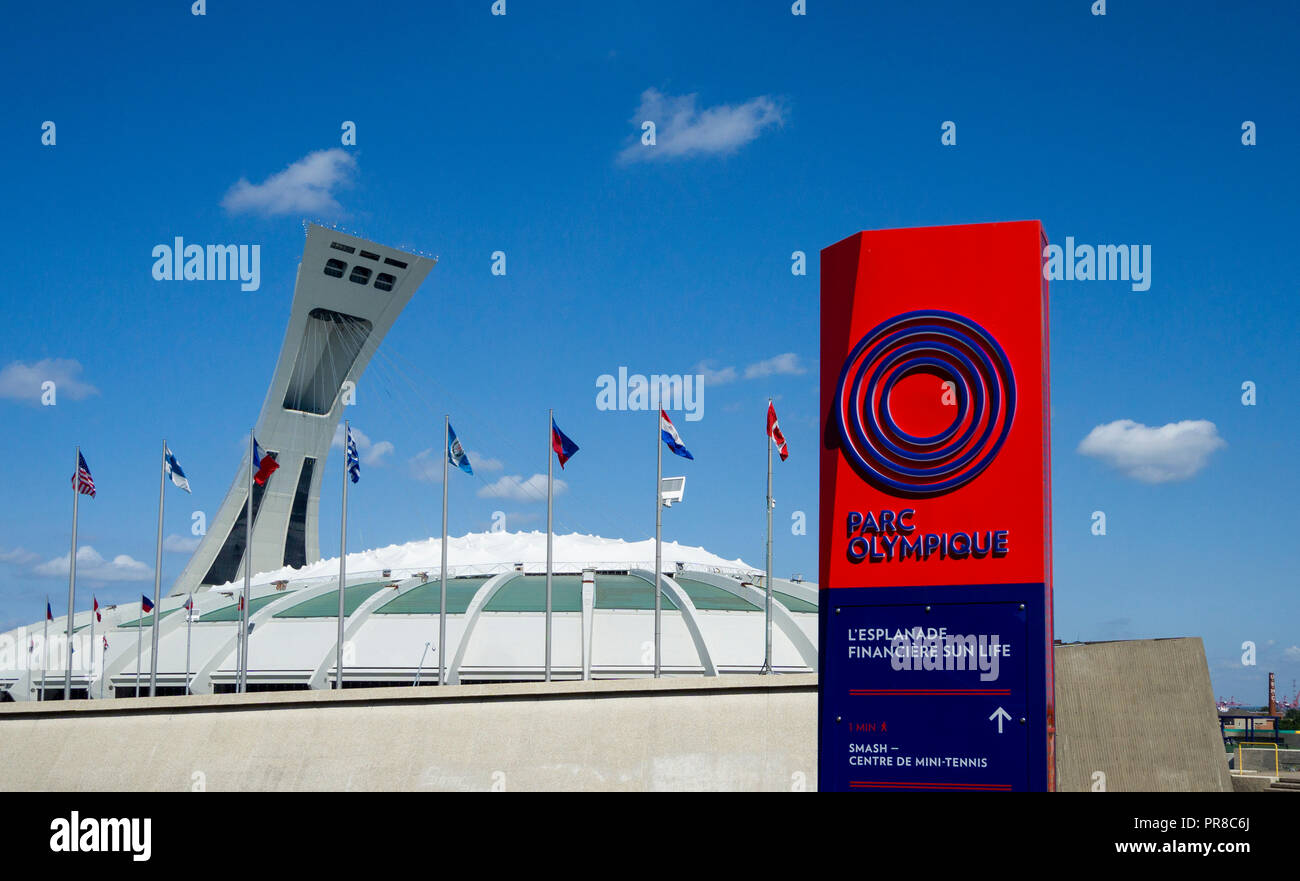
[447,423,473,476]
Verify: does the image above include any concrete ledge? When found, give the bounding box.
[1230,774,1280,793]
[0,675,818,792]
[0,673,818,718]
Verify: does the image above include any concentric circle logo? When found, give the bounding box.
[834,309,1016,496]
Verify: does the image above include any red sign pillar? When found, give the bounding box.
[818,221,1055,791]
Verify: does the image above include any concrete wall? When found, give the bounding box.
[0,675,817,792]
[0,636,1235,791]
[1054,637,1232,792]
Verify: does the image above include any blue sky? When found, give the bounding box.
[0,1,1296,703]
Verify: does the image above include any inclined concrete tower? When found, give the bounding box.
[170,223,435,595]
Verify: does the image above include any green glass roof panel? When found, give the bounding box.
[483,576,582,612]
[674,578,761,611]
[117,608,183,628]
[774,590,818,614]
[199,591,296,623]
[373,578,489,615]
[274,582,389,618]
[594,575,678,611]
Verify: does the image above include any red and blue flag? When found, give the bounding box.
[253,439,279,486]
[660,409,694,460]
[551,417,579,469]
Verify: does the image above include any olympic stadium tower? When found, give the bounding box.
[0,225,816,700]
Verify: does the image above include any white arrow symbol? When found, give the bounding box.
[989,706,1012,734]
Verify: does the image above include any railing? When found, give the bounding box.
[1235,741,1280,776]
[216,560,772,593]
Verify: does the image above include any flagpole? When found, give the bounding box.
[545,408,553,683]
[88,596,95,699]
[337,420,348,690]
[241,430,253,693]
[135,609,143,698]
[439,415,449,687]
[41,598,49,701]
[65,445,80,700]
[185,594,193,695]
[765,398,774,675]
[149,439,166,696]
[654,407,662,679]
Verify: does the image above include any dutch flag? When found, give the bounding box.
[660,409,694,460]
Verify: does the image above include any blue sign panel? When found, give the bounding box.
[819,583,1049,792]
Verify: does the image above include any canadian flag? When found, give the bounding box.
[767,401,789,461]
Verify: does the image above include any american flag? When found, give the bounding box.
[72,451,95,497]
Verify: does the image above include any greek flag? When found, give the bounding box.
[165,446,192,493]
[447,423,473,476]
[345,426,360,484]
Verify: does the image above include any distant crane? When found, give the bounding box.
[1282,680,1300,712]
[1217,695,1243,713]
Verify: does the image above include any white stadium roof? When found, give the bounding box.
[0,532,818,701]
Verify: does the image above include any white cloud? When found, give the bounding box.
[408,447,501,482]
[695,354,806,386]
[332,423,362,447]
[163,534,201,553]
[696,361,738,385]
[332,424,394,466]
[619,89,784,163]
[221,149,357,217]
[34,546,152,582]
[0,547,39,565]
[1077,419,1226,483]
[1284,646,1300,662]
[477,473,565,502]
[744,352,806,380]
[0,358,98,403]
[468,452,504,473]
[408,448,442,483]
[363,441,394,466]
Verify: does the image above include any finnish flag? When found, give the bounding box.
[165,446,192,493]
